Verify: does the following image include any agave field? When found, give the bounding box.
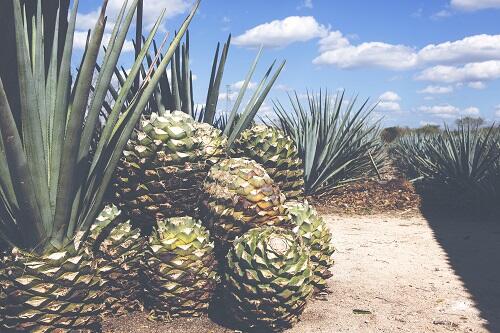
[0,1,499,332]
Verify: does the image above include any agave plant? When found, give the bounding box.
[273,90,386,195]
[0,0,199,330]
[106,30,285,149]
[394,125,500,204]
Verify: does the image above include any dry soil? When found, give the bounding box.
[103,213,500,333]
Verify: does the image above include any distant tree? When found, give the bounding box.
[415,124,441,135]
[380,126,407,143]
[455,117,485,128]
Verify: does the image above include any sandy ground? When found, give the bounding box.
[103,213,500,333]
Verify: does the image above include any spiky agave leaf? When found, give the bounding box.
[0,0,200,252]
[106,31,285,150]
[273,90,386,195]
[142,216,217,320]
[225,226,313,331]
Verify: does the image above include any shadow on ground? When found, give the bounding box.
[419,191,500,333]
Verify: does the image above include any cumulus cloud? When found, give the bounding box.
[418,85,454,94]
[418,104,460,118]
[314,31,417,70]
[495,105,500,117]
[462,106,480,116]
[418,34,500,65]
[468,81,486,89]
[219,91,239,101]
[76,0,192,32]
[451,0,500,11]
[230,80,257,90]
[73,31,135,52]
[233,16,328,48]
[415,60,500,83]
[377,91,402,111]
[418,104,481,119]
[315,32,500,71]
[297,0,313,9]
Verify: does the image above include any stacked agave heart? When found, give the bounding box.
[194,122,228,167]
[112,111,210,224]
[232,125,304,200]
[89,206,144,316]
[142,216,217,320]
[285,200,335,292]
[225,227,313,331]
[0,239,103,332]
[201,157,289,256]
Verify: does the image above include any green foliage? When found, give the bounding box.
[273,90,386,195]
[393,125,500,205]
[455,116,485,128]
[380,126,408,143]
[415,124,441,135]
[0,0,199,252]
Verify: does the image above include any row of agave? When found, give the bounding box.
[392,125,500,210]
[0,1,336,332]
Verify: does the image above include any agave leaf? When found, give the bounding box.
[14,0,53,233]
[223,43,262,136]
[204,35,231,123]
[79,0,133,160]
[50,0,79,218]
[79,0,200,231]
[89,11,165,172]
[0,77,45,248]
[227,59,286,148]
[52,0,108,245]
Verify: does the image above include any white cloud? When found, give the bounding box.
[315,32,500,73]
[297,0,313,9]
[418,85,454,94]
[379,91,401,101]
[416,60,500,83]
[418,34,500,65]
[230,80,257,90]
[314,31,417,70]
[73,31,135,52]
[378,91,401,111]
[275,84,292,91]
[495,105,500,117]
[420,120,439,126]
[418,104,460,118]
[418,104,481,119]
[462,106,480,116]
[233,16,328,48]
[431,10,452,19]
[451,0,500,11]
[468,81,486,89]
[77,0,191,32]
[219,91,239,101]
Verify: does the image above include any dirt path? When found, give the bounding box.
[103,214,500,333]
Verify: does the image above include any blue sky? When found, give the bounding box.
[75,0,500,127]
